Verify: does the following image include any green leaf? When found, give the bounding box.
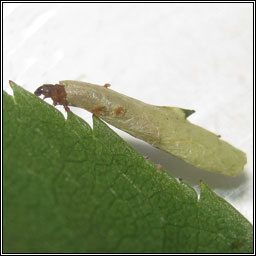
[3,82,253,253]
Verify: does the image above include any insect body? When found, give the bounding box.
[35,80,247,176]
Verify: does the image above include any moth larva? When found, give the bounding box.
[34,80,247,176]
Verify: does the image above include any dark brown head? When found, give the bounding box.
[34,83,68,108]
[34,84,55,98]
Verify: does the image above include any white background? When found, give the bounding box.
[3,3,253,223]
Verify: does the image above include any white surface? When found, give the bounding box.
[3,3,253,223]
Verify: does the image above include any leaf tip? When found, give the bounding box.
[199,180,213,200]
[9,80,17,89]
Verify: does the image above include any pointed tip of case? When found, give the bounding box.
[181,108,195,118]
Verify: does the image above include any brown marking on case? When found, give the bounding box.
[92,106,107,116]
[104,83,111,88]
[157,164,163,170]
[34,84,68,107]
[115,106,125,117]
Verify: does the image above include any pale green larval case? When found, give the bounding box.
[58,80,247,177]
